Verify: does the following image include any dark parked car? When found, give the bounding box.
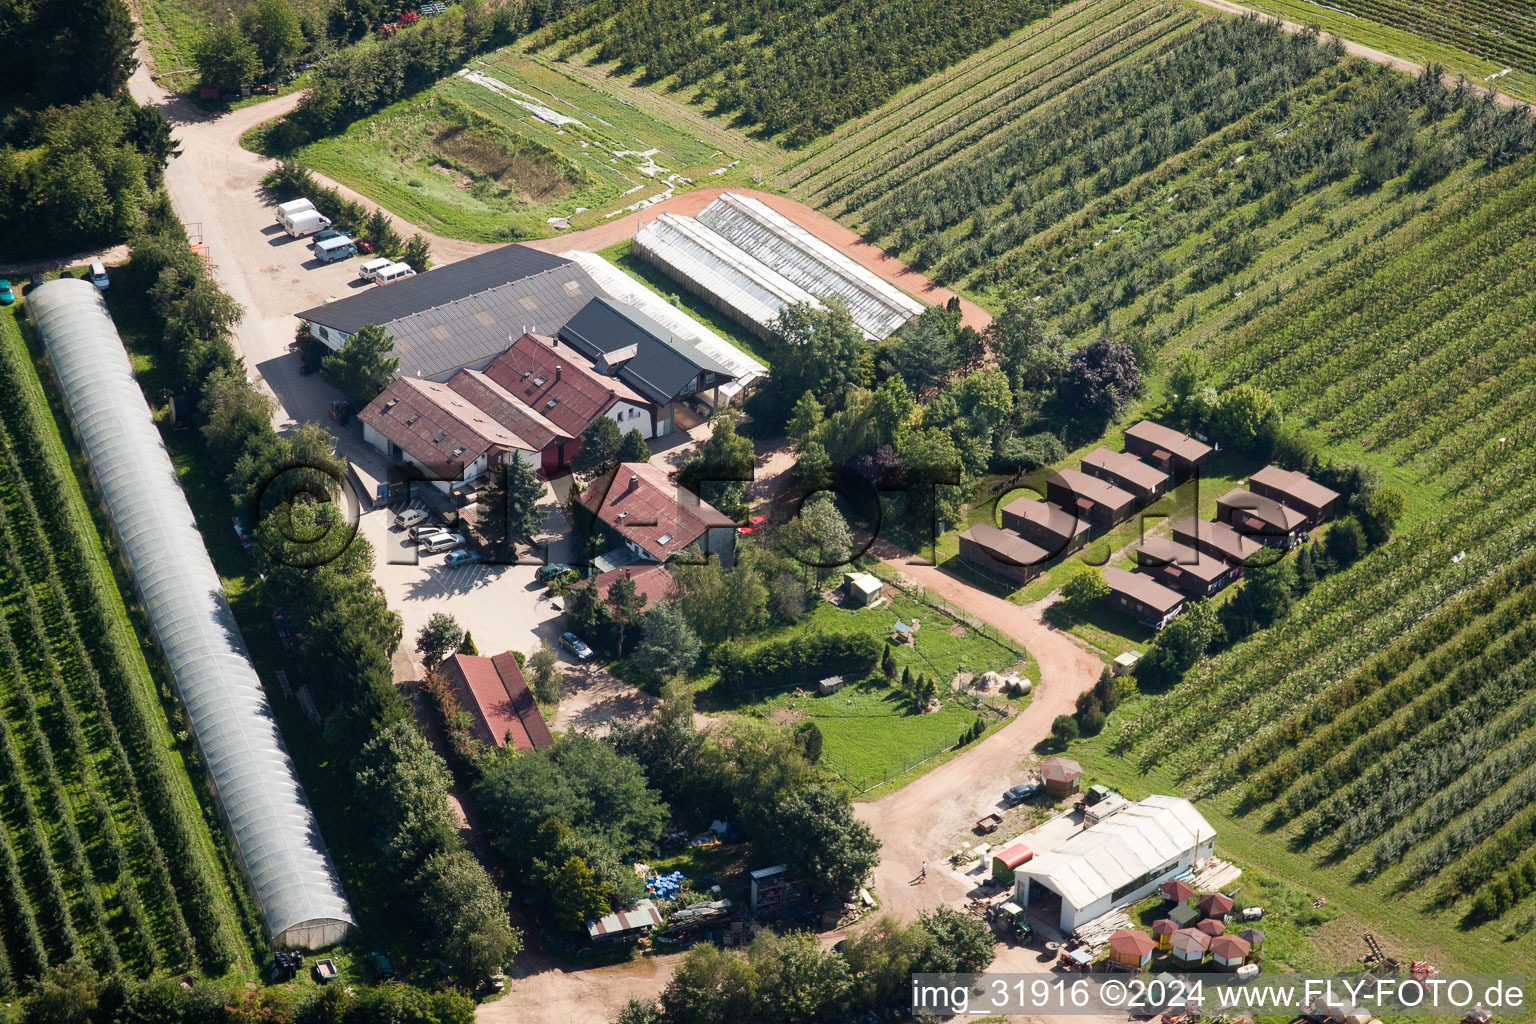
[1003,782,1041,806]
[560,631,593,661]
[536,562,574,583]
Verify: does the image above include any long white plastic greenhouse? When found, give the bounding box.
[30,279,354,949]
[695,193,925,340]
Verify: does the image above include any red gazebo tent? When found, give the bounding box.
[1196,892,1234,918]
[1108,929,1157,968]
[1151,917,1178,950]
[1196,917,1227,937]
[1160,879,1195,902]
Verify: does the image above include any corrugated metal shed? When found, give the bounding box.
[295,243,571,335]
[558,296,734,406]
[587,898,663,940]
[695,192,924,340]
[1018,796,1215,913]
[31,279,353,949]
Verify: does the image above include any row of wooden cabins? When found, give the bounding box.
[958,421,1212,606]
[1108,463,1342,630]
[960,421,1345,631]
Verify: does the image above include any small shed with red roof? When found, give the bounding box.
[1041,756,1084,797]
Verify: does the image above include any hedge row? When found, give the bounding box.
[268,3,550,151]
[715,629,882,693]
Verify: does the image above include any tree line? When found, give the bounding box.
[541,0,1071,146]
[124,198,519,988]
[264,0,587,152]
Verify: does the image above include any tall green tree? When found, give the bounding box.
[323,322,398,404]
[757,785,880,901]
[679,414,755,520]
[480,456,546,559]
[607,573,648,657]
[194,24,260,92]
[752,300,871,430]
[365,208,404,259]
[786,391,825,449]
[416,612,464,671]
[634,601,701,681]
[617,428,651,464]
[528,642,561,706]
[242,0,306,80]
[883,305,957,393]
[573,416,623,475]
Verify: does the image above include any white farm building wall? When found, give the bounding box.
[31,279,355,949]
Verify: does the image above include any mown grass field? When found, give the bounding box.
[291,50,758,242]
[697,590,1031,792]
[0,304,257,992]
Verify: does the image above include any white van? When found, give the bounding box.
[276,198,315,223]
[88,262,110,290]
[283,209,332,238]
[359,257,395,282]
[374,262,417,285]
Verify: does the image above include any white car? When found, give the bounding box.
[394,508,428,530]
[89,262,110,290]
[420,532,464,554]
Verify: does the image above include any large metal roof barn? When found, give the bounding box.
[1013,795,1215,933]
[31,279,354,949]
[563,248,767,398]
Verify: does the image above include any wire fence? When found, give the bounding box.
[870,566,1030,666]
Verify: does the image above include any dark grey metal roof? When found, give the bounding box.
[295,244,573,336]
[558,296,735,405]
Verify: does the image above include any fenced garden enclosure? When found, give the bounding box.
[712,573,1029,794]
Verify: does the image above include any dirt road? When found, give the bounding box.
[857,543,1106,923]
[1186,0,1534,112]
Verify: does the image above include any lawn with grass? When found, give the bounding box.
[289,50,758,242]
[737,674,1010,793]
[701,590,1030,792]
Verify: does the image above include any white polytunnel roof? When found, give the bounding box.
[30,279,354,949]
[1019,795,1215,911]
[564,248,768,398]
[631,212,821,339]
[695,192,926,340]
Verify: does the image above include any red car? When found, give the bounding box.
[355,239,374,254]
[738,515,767,535]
